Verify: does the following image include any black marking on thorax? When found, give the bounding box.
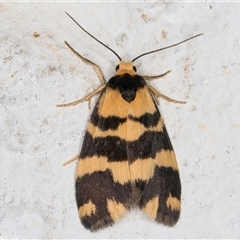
[107,74,146,103]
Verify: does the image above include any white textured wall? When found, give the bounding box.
[1,2,239,238]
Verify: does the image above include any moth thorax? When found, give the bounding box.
[115,61,137,76]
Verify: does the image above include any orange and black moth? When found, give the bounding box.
[58,13,202,232]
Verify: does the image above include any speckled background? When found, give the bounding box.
[1,2,239,238]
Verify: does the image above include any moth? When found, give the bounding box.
[57,12,202,232]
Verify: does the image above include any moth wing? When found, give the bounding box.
[75,88,132,232]
[139,100,181,226]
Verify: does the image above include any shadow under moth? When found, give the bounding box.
[57,12,202,232]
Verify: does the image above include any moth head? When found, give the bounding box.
[115,61,137,76]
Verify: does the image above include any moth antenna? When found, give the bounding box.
[65,12,122,61]
[132,33,203,62]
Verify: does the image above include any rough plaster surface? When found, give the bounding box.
[0,2,240,239]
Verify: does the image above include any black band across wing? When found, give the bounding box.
[80,129,173,162]
[91,108,160,130]
[91,111,127,131]
[90,91,160,130]
[129,110,160,128]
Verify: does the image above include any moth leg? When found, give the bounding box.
[143,70,171,81]
[63,153,80,166]
[147,85,186,104]
[65,41,106,85]
[56,85,105,107]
